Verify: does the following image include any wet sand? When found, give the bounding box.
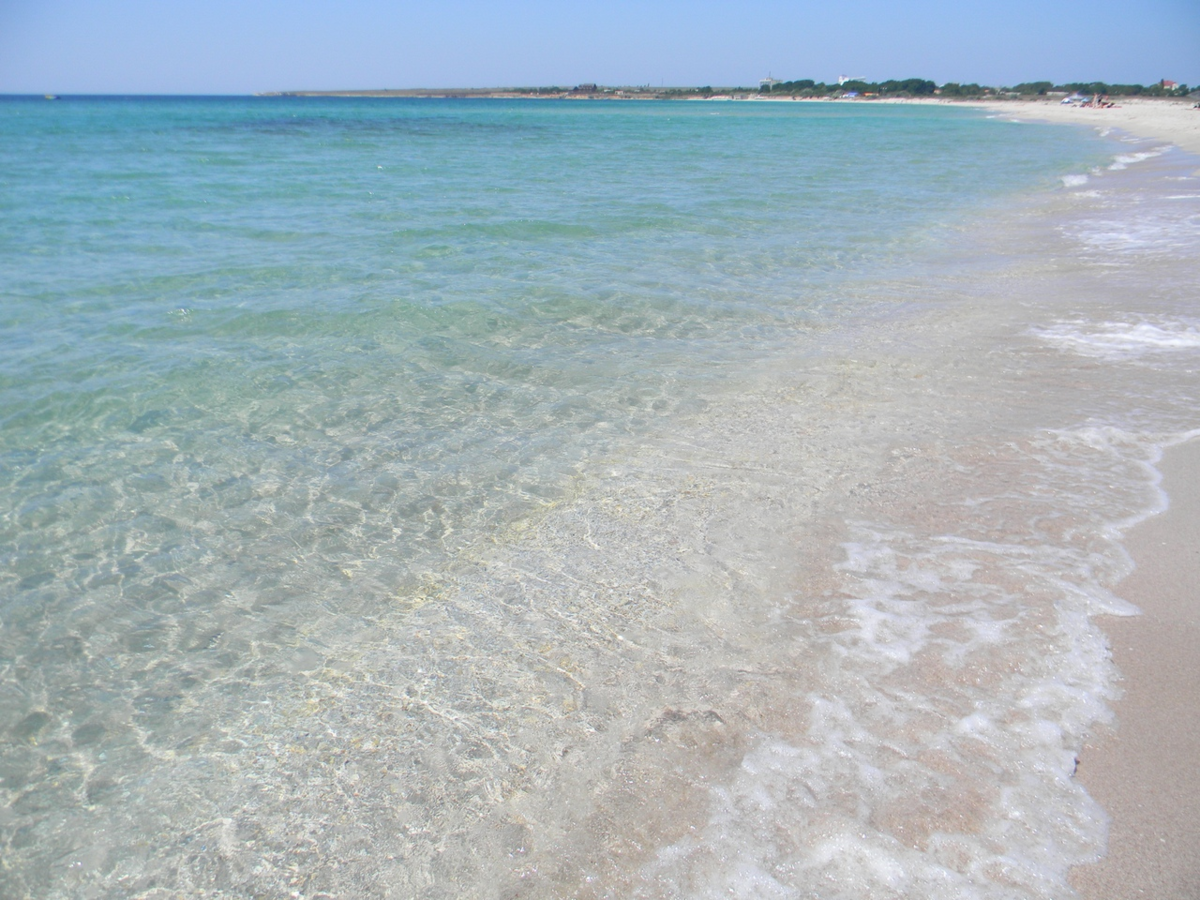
[1069,440,1200,899]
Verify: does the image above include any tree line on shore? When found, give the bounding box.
[758,78,1191,98]
[763,78,938,96]
[279,80,1193,101]
[1006,81,1188,97]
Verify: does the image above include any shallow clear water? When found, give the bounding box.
[2,97,1198,898]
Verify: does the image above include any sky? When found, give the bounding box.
[1,0,1197,95]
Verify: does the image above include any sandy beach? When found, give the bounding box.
[1065,439,1200,899]
[765,93,1200,156]
[967,96,1200,155]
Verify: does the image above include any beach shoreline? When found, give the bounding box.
[950,95,1200,899]
[1068,439,1200,899]
[958,96,1200,155]
[946,95,1200,897]
[966,98,1200,899]
[755,91,1200,897]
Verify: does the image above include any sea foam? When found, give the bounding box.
[1033,320,1200,360]
[1108,146,1170,170]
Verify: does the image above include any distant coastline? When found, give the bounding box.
[258,78,1194,103]
[256,86,758,100]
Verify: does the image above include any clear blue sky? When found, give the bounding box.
[1,0,1197,94]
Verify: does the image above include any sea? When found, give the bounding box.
[1,96,1198,899]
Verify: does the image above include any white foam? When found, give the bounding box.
[647,511,1122,897]
[1061,173,1089,188]
[1067,211,1200,256]
[634,401,1200,900]
[1033,319,1200,360]
[1109,146,1170,170]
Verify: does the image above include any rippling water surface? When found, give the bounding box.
[3,96,1197,898]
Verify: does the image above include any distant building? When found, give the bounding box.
[760,77,781,90]
[573,83,598,93]
[1161,80,1179,89]
[837,75,864,86]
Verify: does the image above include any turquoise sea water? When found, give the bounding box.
[4,97,1199,897]
[0,96,1097,618]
